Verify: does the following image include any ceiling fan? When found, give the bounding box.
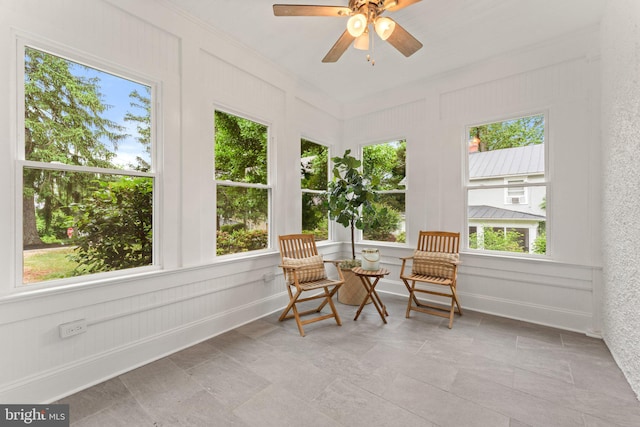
[273,0,423,63]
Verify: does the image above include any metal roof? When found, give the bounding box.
[469,205,546,220]
[469,144,544,179]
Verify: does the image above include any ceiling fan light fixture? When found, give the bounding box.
[374,17,396,40]
[347,13,367,37]
[353,29,370,50]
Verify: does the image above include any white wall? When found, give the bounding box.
[344,28,603,336]
[0,0,613,403]
[601,0,640,400]
[0,0,342,403]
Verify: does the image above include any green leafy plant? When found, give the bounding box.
[469,227,524,253]
[70,177,153,274]
[363,202,402,242]
[216,229,268,256]
[326,149,380,261]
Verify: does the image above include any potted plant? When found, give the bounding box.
[326,149,380,304]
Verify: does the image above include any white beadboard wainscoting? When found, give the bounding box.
[355,243,601,337]
[3,0,637,404]
[0,243,344,403]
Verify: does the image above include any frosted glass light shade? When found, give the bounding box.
[347,14,367,37]
[354,30,369,50]
[374,17,396,40]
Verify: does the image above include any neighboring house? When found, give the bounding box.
[468,143,545,252]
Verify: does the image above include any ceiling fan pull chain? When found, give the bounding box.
[370,24,376,66]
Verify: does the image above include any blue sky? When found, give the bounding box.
[69,62,150,169]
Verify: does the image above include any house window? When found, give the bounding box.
[301,139,328,240]
[362,140,406,243]
[20,46,155,285]
[466,114,547,255]
[214,110,270,255]
[505,179,528,204]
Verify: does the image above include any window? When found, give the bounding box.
[466,114,547,255]
[214,110,270,255]
[301,139,328,240]
[505,178,527,204]
[362,140,406,243]
[20,46,155,285]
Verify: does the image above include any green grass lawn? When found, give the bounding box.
[23,247,79,284]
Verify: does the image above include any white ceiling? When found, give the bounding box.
[163,0,605,104]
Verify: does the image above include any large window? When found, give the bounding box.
[20,46,155,285]
[466,114,547,255]
[362,140,406,243]
[214,110,270,255]
[301,139,328,240]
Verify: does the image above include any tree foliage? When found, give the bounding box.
[301,139,328,191]
[363,202,402,242]
[124,87,152,171]
[470,115,544,152]
[214,111,269,254]
[301,139,329,238]
[532,232,546,254]
[23,47,126,245]
[363,141,406,190]
[362,141,406,241]
[469,228,525,252]
[214,111,267,184]
[70,177,153,273]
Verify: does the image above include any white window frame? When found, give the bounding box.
[15,39,160,289]
[463,111,549,257]
[361,139,407,244]
[213,108,272,257]
[300,138,330,241]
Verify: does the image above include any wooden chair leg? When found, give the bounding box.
[278,287,299,321]
[293,306,305,336]
[405,281,415,318]
[451,285,463,315]
[448,297,455,329]
[325,287,342,326]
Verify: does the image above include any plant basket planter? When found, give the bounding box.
[338,268,371,306]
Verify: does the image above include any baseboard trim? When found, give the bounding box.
[376,282,593,335]
[0,292,288,403]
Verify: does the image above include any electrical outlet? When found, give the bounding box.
[263,271,275,282]
[59,319,87,338]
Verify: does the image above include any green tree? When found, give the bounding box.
[301,139,329,237]
[363,202,401,241]
[71,177,153,273]
[214,111,267,183]
[301,139,328,191]
[362,141,406,237]
[124,87,152,171]
[532,232,546,254]
[470,227,524,252]
[363,140,406,190]
[24,47,125,245]
[470,115,544,152]
[214,111,268,232]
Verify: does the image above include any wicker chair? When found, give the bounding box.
[400,231,462,328]
[278,234,344,336]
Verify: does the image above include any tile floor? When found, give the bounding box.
[59,294,640,426]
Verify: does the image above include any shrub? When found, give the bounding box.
[217,228,268,255]
[363,202,401,241]
[70,177,153,274]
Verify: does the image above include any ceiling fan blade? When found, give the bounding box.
[386,21,423,57]
[384,0,422,12]
[322,30,355,63]
[273,4,351,17]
